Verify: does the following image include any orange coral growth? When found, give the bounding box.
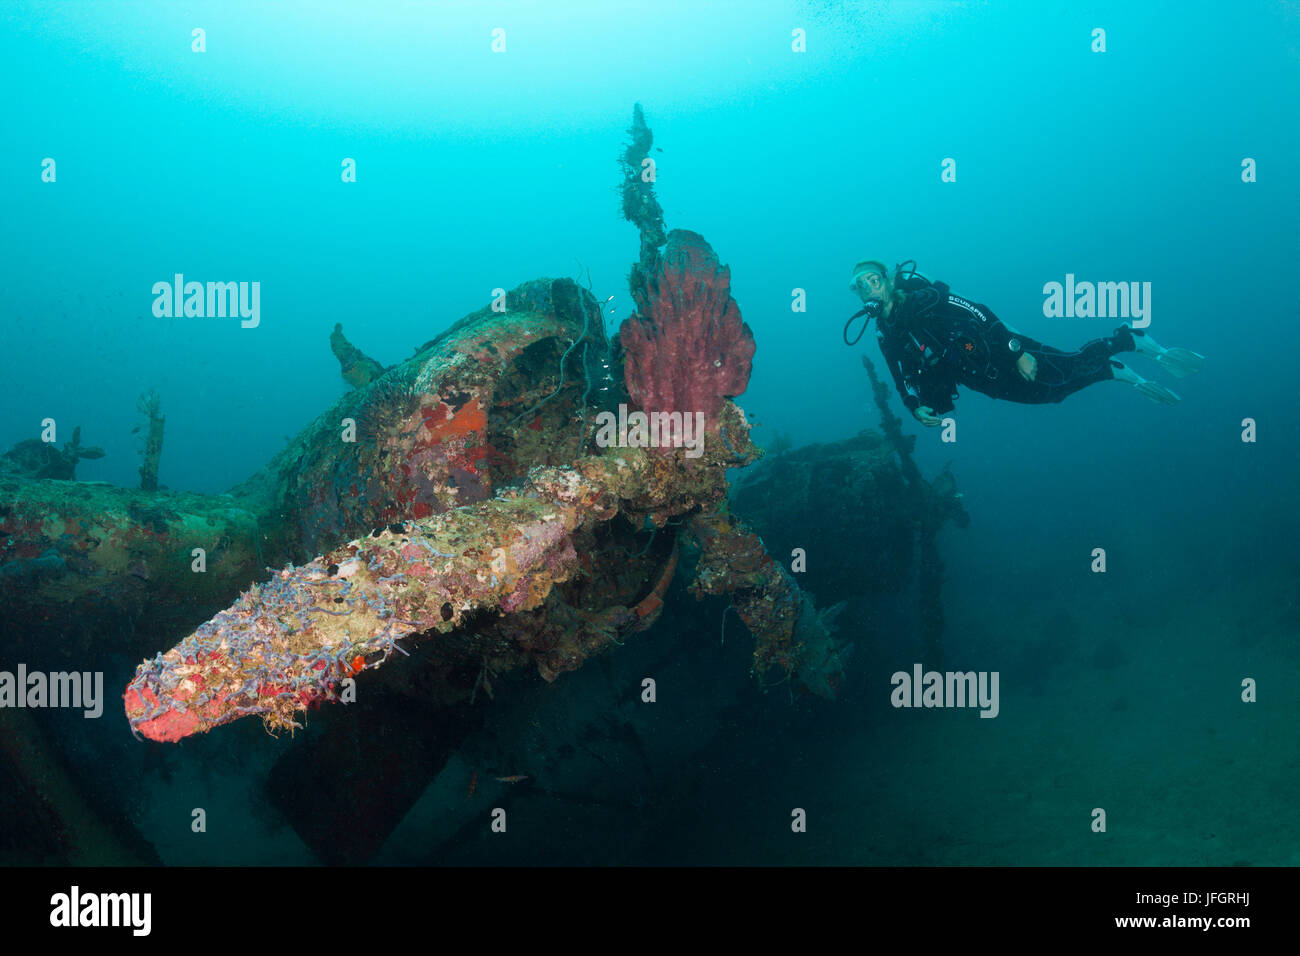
[421,396,487,443]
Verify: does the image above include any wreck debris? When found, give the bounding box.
[116,104,940,743]
[687,506,850,698]
[0,104,991,875]
[123,397,795,741]
[861,355,922,483]
[123,371,778,741]
[64,426,105,474]
[243,277,607,558]
[509,281,606,432]
[0,280,606,644]
[0,479,265,639]
[860,354,969,665]
[123,211,845,740]
[731,431,917,602]
[620,102,667,278]
[611,113,841,693]
[124,446,658,741]
[137,390,165,492]
[330,322,387,388]
[0,426,104,481]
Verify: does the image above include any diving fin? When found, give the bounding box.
[1110,360,1181,405]
[1156,346,1205,379]
[1128,327,1205,379]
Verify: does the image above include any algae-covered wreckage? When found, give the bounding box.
[0,106,965,863]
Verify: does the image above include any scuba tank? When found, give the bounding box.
[892,259,932,294]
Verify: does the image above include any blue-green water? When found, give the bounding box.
[1,1,1297,866]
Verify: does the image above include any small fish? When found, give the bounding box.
[467,771,478,797]
[494,774,529,784]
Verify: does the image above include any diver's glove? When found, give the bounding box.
[911,405,943,427]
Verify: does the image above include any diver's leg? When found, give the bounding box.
[997,330,1130,403]
[1031,328,1182,405]
[976,327,1181,406]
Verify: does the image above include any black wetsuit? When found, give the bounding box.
[874,277,1136,415]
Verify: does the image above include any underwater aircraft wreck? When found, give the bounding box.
[0,106,965,863]
[121,223,857,742]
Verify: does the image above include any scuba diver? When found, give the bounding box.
[844,259,1205,426]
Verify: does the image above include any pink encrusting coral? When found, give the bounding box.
[620,230,756,431]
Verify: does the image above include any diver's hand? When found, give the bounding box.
[912,406,942,427]
[1017,353,1038,381]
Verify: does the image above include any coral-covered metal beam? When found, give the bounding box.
[124,449,653,742]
